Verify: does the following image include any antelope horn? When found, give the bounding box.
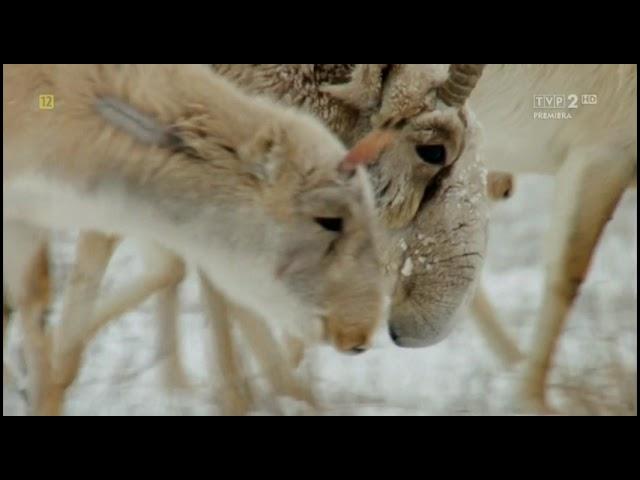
[438,64,485,107]
[320,64,390,111]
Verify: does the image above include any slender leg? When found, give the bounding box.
[45,232,118,415]
[517,150,635,412]
[3,289,12,385]
[471,283,523,366]
[198,272,252,416]
[232,303,317,410]
[155,265,190,390]
[87,244,188,388]
[48,236,189,414]
[3,221,52,415]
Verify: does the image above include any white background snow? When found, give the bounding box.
[3,174,637,415]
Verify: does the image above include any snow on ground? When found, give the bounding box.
[3,174,637,415]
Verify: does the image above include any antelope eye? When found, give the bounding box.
[314,217,343,233]
[416,144,446,166]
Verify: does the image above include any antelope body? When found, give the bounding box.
[3,64,392,414]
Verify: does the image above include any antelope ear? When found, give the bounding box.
[486,170,515,200]
[237,122,290,183]
[338,129,396,173]
[320,64,391,112]
[95,96,181,148]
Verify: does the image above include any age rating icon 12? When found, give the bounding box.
[39,94,55,110]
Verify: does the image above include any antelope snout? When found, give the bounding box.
[324,320,374,355]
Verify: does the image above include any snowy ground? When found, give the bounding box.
[3,174,637,416]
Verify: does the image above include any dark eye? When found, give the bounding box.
[416,145,446,166]
[315,217,343,232]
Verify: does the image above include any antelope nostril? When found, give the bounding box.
[388,325,400,343]
[350,345,368,354]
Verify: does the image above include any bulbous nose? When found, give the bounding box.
[388,317,454,348]
[388,324,400,344]
[349,345,368,354]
